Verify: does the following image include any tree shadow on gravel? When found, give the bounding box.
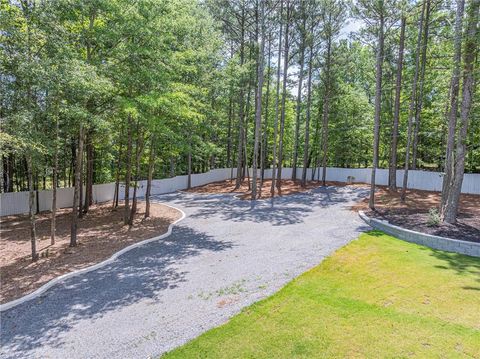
[170,186,368,226]
[0,225,233,355]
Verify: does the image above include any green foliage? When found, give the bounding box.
[427,208,441,226]
[1,0,478,193]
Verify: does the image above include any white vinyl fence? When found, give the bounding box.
[1,167,478,216]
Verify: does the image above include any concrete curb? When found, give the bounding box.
[358,210,480,258]
[0,202,186,312]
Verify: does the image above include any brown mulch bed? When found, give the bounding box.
[187,178,362,200]
[0,201,182,304]
[351,186,480,243]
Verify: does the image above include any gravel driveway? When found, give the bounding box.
[1,185,369,359]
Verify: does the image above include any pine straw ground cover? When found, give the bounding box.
[163,231,480,358]
[186,179,364,199]
[0,201,181,304]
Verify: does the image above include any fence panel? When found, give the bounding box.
[1,167,479,216]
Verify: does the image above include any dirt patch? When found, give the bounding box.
[187,178,364,200]
[0,201,182,304]
[352,186,480,243]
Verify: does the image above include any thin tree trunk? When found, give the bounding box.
[292,19,306,181]
[368,5,385,210]
[401,0,426,202]
[412,0,431,169]
[70,123,84,247]
[69,140,75,187]
[243,123,251,189]
[27,155,38,261]
[388,16,406,191]
[145,137,155,219]
[84,132,94,213]
[129,125,144,226]
[260,33,272,186]
[113,133,123,209]
[252,0,266,200]
[226,95,233,169]
[277,0,291,190]
[244,42,255,186]
[442,0,476,223]
[124,114,133,225]
[311,104,321,181]
[78,136,84,219]
[321,35,332,186]
[235,3,246,189]
[2,156,7,193]
[51,115,59,245]
[270,0,283,195]
[187,149,192,189]
[34,174,39,214]
[170,158,175,177]
[63,140,67,188]
[301,27,314,187]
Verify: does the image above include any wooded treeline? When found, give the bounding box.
[0,0,479,259]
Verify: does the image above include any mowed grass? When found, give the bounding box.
[163,231,480,358]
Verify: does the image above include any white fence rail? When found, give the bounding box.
[1,167,478,216]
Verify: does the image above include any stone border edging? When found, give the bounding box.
[358,210,480,258]
[0,202,186,312]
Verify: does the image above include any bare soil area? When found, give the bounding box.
[0,201,181,304]
[352,186,480,243]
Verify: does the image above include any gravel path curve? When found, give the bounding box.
[1,186,369,359]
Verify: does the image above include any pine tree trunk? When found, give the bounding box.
[260,34,272,186]
[129,126,144,226]
[145,137,155,219]
[401,0,427,202]
[113,133,123,209]
[270,0,283,195]
[235,4,246,189]
[440,0,464,214]
[412,0,431,169]
[170,158,175,177]
[51,116,59,245]
[442,0,476,223]
[84,132,94,213]
[321,35,332,186]
[301,28,314,187]
[388,16,406,191]
[70,123,84,247]
[311,105,321,181]
[226,95,233,169]
[252,0,266,200]
[277,0,291,191]
[187,149,192,189]
[368,6,385,210]
[124,114,133,225]
[2,156,7,193]
[27,154,38,261]
[78,137,84,219]
[292,22,306,181]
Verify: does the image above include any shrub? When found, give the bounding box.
[427,208,441,227]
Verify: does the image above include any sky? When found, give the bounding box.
[340,18,364,39]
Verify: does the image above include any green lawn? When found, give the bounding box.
[163,231,480,358]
